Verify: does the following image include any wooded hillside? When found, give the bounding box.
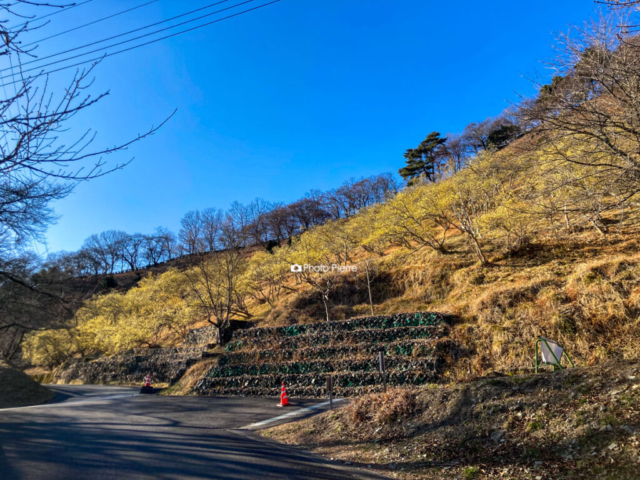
[16,9,640,379]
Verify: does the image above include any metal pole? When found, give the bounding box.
[378,349,386,392]
[326,375,333,409]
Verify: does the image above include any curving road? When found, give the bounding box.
[0,385,387,480]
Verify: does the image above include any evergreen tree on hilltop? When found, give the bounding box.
[399,132,447,184]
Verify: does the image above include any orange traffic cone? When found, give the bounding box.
[140,374,153,394]
[277,382,289,407]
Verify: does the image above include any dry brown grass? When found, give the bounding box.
[101,210,640,383]
[263,360,640,480]
[254,223,640,377]
[350,388,417,424]
[160,358,218,396]
[0,359,55,408]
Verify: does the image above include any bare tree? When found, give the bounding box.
[298,267,340,323]
[264,203,296,241]
[245,198,274,244]
[200,208,224,252]
[182,231,250,342]
[289,193,330,230]
[519,11,640,216]
[461,119,493,154]
[120,233,145,271]
[142,234,163,267]
[600,1,640,7]
[443,133,470,174]
[92,230,126,274]
[359,257,379,315]
[179,211,204,254]
[225,201,252,246]
[0,1,172,358]
[81,234,108,275]
[155,227,178,261]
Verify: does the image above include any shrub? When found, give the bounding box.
[349,388,417,424]
[464,466,480,479]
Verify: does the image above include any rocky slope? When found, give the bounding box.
[56,346,208,386]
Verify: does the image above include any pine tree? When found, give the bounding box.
[399,132,447,183]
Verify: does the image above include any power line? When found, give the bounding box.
[0,1,281,88]
[0,0,248,80]
[23,0,159,48]
[3,0,234,74]
[0,0,250,80]
[9,0,95,32]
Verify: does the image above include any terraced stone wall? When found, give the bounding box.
[57,346,207,385]
[184,320,253,345]
[196,312,455,398]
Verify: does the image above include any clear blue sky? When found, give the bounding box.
[9,0,600,254]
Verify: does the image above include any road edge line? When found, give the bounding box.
[240,399,344,430]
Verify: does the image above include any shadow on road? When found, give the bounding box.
[0,387,386,480]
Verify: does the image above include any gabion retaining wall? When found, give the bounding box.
[219,338,454,366]
[185,320,253,345]
[58,346,206,385]
[225,325,448,352]
[197,369,441,398]
[196,312,455,398]
[209,356,440,378]
[121,346,207,357]
[230,312,450,342]
[184,326,220,345]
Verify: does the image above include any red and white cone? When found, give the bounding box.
[140,374,153,394]
[277,382,289,407]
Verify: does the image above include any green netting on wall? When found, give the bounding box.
[210,356,439,378]
[225,325,447,353]
[230,312,450,343]
[219,338,450,366]
[201,369,439,395]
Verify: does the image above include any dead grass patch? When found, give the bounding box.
[0,359,55,408]
[161,358,218,396]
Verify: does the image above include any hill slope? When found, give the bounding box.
[0,359,55,408]
[264,360,640,479]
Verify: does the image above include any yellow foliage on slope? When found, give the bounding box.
[25,134,640,374]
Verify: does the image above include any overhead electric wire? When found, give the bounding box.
[9,0,95,32]
[0,0,252,80]
[23,0,159,48]
[0,0,280,89]
[1,0,235,74]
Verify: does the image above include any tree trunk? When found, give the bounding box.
[564,202,571,229]
[591,218,608,236]
[471,236,488,265]
[366,266,374,315]
[322,293,330,322]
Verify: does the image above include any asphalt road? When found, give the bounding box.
[0,385,388,480]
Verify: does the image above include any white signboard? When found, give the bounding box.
[539,337,563,366]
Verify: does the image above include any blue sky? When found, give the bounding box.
[8,0,600,254]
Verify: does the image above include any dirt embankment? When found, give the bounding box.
[263,360,640,479]
[0,359,54,409]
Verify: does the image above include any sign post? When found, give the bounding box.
[535,337,575,373]
[378,348,386,392]
[326,375,333,409]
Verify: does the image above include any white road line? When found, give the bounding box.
[241,399,345,430]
